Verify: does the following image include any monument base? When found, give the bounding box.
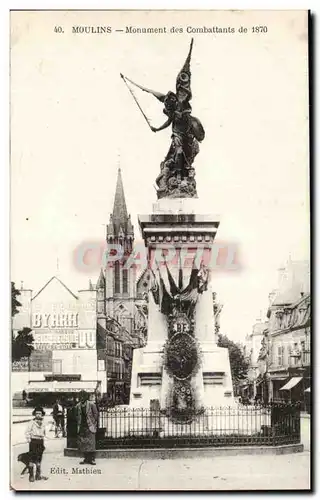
[130,341,235,409]
[129,197,235,414]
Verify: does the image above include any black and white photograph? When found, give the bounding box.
[10,10,310,491]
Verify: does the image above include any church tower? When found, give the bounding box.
[97,168,136,331]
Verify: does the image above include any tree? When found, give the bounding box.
[11,282,22,317]
[11,281,35,362]
[217,333,249,387]
[12,327,34,362]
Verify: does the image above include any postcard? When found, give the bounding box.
[10,10,310,491]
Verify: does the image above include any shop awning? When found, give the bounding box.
[279,377,303,391]
[304,387,311,393]
[27,382,52,393]
[27,380,98,393]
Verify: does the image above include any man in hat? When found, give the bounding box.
[25,406,48,482]
[52,398,66,437]
[76,391,99,465]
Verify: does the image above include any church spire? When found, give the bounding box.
[112,168,128,233]
[107,168,134,247]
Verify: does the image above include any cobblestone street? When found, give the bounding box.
[11,421,310,491]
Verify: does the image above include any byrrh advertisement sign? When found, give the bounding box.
[32,312,96,350]
[32,312,79,329]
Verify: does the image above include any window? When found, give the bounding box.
[52,359,62,374]
[114,361,122,378]
[122,269,128,293]
[292,342,299,365]
[114,261,120,293]
[115,342,122,357]
[107,337,114,355]
[302,338,310,366]
[277,346,283,366]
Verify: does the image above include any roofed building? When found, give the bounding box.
[12,276,104,406]
[95,169,149,404]
[260,259,311,410]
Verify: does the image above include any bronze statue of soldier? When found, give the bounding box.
[121,38,205,199]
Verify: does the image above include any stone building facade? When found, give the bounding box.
[259,259,311,409]
[243,319,268,401]
[95,169,149,403]
[12,276,105,405]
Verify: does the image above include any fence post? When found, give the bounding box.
[270,403,278,446]
[295,402,301,444]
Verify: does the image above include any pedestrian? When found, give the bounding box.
[25,406,48,482]
[52,398,66,437]
[66,396,79,443]
[76,391,99,465]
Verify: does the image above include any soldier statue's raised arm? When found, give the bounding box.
[121,38,205,199]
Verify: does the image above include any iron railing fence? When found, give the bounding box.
[67,403,301,449]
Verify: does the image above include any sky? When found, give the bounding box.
[10,10,310,342]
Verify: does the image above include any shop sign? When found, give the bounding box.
[30,387,94,393]
[32,312,78,329]
[12,357,29,372]
[29,351,52,371]
[33,330,96,350]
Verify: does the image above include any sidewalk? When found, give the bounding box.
[12,407,53,417]
[11,439,310,491]
[301,413,310,451]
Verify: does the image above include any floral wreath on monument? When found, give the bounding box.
[162,309,204,423]
[150,255,209,423]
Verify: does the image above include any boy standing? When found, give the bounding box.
[25,406,48,482]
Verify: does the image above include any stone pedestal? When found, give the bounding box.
[130,198,234,409]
